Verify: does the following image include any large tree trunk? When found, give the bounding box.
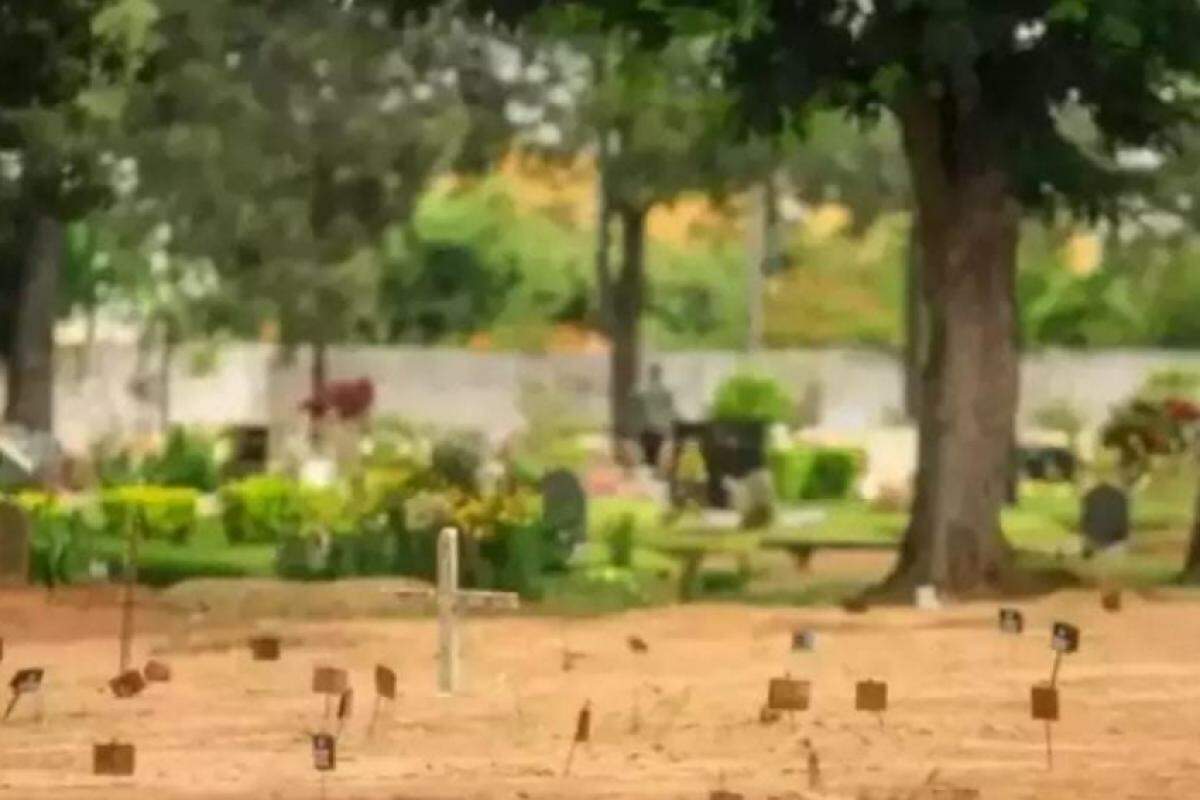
[1182,480,1200,581]
[594,162,614,333]
[609,205,647,451]
[5,214,63,433]
[309,338,328,446]
[882,99,1021,596]
[902,224,924,420]
[745,176,777,352]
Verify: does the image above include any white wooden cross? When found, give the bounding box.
[393,527,519,695]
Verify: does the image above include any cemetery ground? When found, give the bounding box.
[5,581,1200,798]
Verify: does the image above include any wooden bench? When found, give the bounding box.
[653,533,897,601]
[758,535,898,570]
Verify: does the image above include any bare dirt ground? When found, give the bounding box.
[1,582,1199,799]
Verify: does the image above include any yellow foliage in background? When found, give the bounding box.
[479,150,745,249]
[1062,232,1102,276]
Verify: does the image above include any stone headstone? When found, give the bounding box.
[1081,483,1128,551]
[541,469,587,563]
[0,426,60,489]
[0,439,33,490]
[0,502,31,586]
[228,425,269,475]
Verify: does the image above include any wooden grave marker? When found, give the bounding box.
[312,667,349,719]
[1101,589,1122,612]
[369,665,396,735]
[856,680,888,726]
[4,667,44,720]
[312,667,349,695]
[1031,684,1059,722]
[392,527,519,695]
[1036,621,1079,769]
[249,636,281,661]
[767,675,810,729]
[562,701,591,777]
[93,741,136,776]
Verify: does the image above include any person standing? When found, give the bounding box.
[635,364,676,469]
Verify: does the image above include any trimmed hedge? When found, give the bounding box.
[220,475,345,544]
[101,486,200,544]
[13,493,95,586]
[769,446,862,502]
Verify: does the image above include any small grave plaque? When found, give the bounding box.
[110,670,146,698]
[791,630,816,652]
[93,742,136,776]
[1031,684,1059,721]
[312,667,349,696]
[1051,623,1079,654]
[1101,590,1122,612]
[710,792,745,800]
[767,678,811,712]
[143,660,171,682]
[9,668,43,694]
[311,733,336,772]
[999,608,1024,635]
[856,680,888,712]
[375,665,396,700]
[249,636,280,661]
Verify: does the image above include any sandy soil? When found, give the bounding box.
[1,583,1199,799]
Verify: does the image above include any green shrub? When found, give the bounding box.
[770,446,861,502]
[221,475,346,544]
[802,448,861,500]
[101,486,200,544]
[431,431,485,491]
[602,513,636,569]
[142,427,221,492]
[13,493,93,586]
[712,373,793,424]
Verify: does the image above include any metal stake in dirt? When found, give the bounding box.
[437,527,460,696]
[118,510,143,675]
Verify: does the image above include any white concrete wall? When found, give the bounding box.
[3,342,1199,452]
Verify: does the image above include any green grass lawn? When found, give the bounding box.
[92,515,277,587]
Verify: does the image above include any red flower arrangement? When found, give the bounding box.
[301,378,376,421]
[1165,398,1200,423]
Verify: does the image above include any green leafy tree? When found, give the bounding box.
[442,0,1200,593]
[0,0,157,433]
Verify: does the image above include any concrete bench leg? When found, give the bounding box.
[787,546,814,572]
[679,554,704,602]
